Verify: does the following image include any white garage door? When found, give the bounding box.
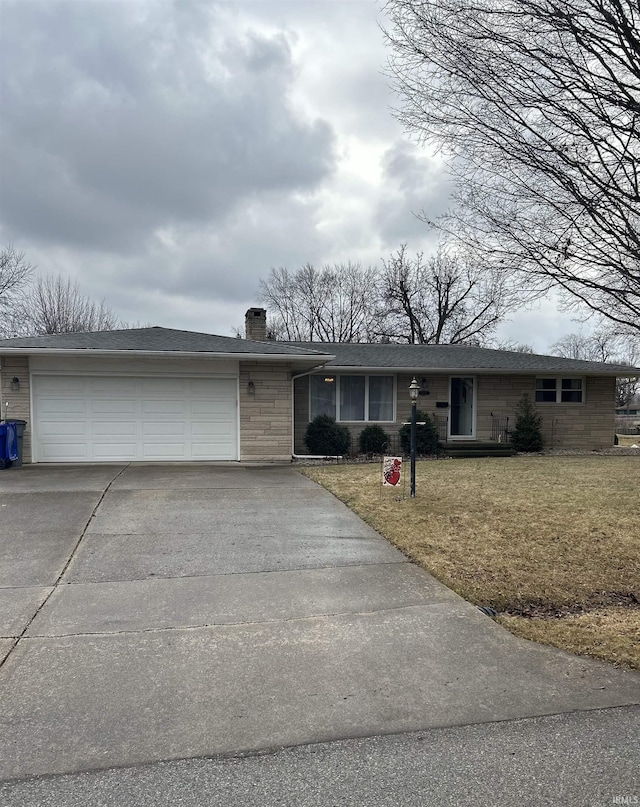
[32,375,238,462]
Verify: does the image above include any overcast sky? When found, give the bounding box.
[0,0,582,352]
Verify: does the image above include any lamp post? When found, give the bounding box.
[409,377,420,498]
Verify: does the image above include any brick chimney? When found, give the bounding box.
[245,307,267,341]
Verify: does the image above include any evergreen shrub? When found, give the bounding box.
[358,424,389,454]
[305,414,351,455]
[399,410,439,455]
[509,393,544,452]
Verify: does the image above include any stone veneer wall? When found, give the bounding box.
[0,356,32,462]
[473,374,616,449]
[239,361,293,461]
[293,372,617,453]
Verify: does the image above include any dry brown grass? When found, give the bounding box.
[301,455,640,668]
[499,608,640,669]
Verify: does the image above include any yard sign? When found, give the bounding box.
[382,456,402,487]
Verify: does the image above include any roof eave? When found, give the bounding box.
[0,348,335,362]
[322,365,640,376]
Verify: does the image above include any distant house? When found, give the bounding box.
[616,399,640,417]
[1,308,638,463]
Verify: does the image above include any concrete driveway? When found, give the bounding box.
[1,464,639,782]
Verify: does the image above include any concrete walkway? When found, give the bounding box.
[1,464,639,782]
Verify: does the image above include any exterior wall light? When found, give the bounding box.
[247,379,255,395]
[11,377,20,392]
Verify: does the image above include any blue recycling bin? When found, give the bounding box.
[6,419,27,467]
[0,422,19,469]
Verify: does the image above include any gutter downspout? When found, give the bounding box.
[291,365,341,460]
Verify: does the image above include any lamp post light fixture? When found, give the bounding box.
[409,377,420,498]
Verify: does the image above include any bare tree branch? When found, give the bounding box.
[384,0,640,333]
[0,246,34,337]
[24,274,123,335]
[377,243,521,344]
[259,262,382,342]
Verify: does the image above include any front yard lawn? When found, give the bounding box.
[301,455,640,669]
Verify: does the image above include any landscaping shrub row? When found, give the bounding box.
[303,394,545,456]
[304,410,439,456]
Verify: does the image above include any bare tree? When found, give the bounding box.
[24,274,122,335]
[0,246,34,337]
[384,0,640,333]
[377,244,517,344]
[259,262,382,342]
[491,340,534,354]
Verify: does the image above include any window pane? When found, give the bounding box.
[560,378,583,403]
[536,378,557,390]
[340,376,365,421]
[535,390,557,403]
[561,378,582,390]
[369,376,394,421]
[310,375,336,419]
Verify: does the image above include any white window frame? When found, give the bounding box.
[309,374,396,423]
[535,376,586,405]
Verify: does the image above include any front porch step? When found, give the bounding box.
[438,441,516,458]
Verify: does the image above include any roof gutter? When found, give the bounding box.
[0,348,333,362]
[322,365,640,377]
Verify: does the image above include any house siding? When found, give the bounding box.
[474,374,616,449]
[293,371,617,453]
[0,355,32,463]
[239,361,293,461]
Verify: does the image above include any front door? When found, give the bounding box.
[449,377,475,438]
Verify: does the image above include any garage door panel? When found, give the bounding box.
[141,378,186,395]
[36,377,87,395]
[142,442,188,459]
[91,399,137,415]
[39,443,89,461]
[37,398,87,416]
[190,400,235,416]
[143,422,186,438]
[92,442,140,460]
[90,378,139,395]
[191,422,235,437]
[33,375,238,462]
[188,378,235,395]
[92,421,138,437]
[38,421,88,438]
[141,400,186,416]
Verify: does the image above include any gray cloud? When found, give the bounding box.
[0,1,335,252]
[374,139,453,249]
[0,1,566,348]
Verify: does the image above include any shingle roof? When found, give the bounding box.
[0,327,330,358]
[1,329,637,374]
[285,341,640,375]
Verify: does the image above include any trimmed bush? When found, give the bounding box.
[509,393,544,452]
[305,414,351,455]
[399,410,439,455]
[358,424,389,455]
